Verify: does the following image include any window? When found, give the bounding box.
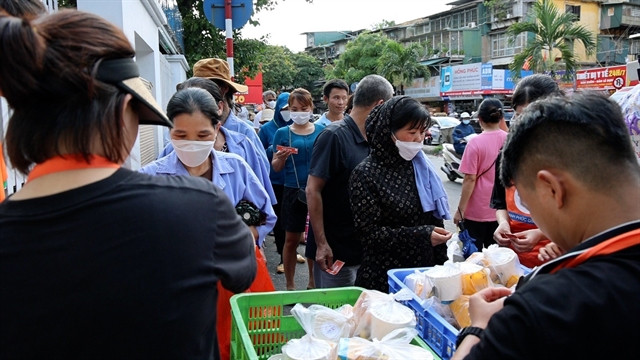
[452,14,459,29]
[491,32,527,58]
[631,39,640,56]
[566,5,581,21]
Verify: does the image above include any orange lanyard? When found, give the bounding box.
[551,228,640,273]
[27,155,120,182]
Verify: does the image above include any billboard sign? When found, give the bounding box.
[576,65,627,90]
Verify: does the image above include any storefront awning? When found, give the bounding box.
[488,57,514,66]
[443,95,483,101]
[421,58,450,66]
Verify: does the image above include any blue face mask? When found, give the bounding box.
[462,119,470,125]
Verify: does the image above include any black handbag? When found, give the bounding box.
[297,188,307,205]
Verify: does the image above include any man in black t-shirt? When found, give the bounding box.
[452,94,640,360]
[307,74,394,288]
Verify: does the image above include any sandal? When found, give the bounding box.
[276,263,284,274]
[296,254,306,264]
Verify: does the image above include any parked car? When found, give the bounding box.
[425,116,460,145]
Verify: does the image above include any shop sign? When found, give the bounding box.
[441,63,484,94]
[481,63,493,90]
[405,77,441,98]
[576,65,627,90]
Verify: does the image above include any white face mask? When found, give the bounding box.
[462,119,470,125]
[290,111,311,125]
[266,100,276,109]
[393,135,424,161]
[280,110,291,122]
[171,139,214,167]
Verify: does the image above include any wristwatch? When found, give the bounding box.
[456,326,484,348]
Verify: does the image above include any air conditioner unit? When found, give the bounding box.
[468,22,476,28]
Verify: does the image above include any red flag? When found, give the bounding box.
[522,56,533,71]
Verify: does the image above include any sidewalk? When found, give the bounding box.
[263,236,309,291]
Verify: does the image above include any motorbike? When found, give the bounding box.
[441,134,477,182]
[441,143,464,181]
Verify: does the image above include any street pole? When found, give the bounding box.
[225,0,234,77]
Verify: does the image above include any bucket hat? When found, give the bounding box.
[193,58,248,93]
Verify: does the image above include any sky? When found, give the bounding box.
[240,0,454,53]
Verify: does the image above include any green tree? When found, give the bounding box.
[255,46,324,94]
[372,20,396,30]
[291,52,324,96]
[329,32,394,84]
[377,41,428,94]
[58,0,76,8]
[256,45,296,92]
[507,0,595,80]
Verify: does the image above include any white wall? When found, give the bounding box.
[77,0,188,169]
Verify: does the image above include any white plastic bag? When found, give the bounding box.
[424,263,463,303]
[281,334,335,360]
[352,290,416,340]
[483,245,523,287]
[337,328,433,360]
[404,270,433,300]
[446,234,465,262]
[421,296,457,328]
[290,303,354,342]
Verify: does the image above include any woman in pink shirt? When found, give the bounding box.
[453,99,508,248]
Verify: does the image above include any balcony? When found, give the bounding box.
[157,0,184,54]
[488,0,526,31]
[621,4,640,27]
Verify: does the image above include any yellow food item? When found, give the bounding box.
[461,269,490,295]
[505,275,520,288]
[449,295,471,329]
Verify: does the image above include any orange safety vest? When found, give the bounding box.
[1,143,9,202]
[505,187,550,267]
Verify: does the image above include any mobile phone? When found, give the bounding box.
[276,145,298,154]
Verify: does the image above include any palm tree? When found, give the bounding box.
[376,41,428,94]
[507,0,595,80]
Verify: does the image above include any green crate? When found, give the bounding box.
[230,286,441,360]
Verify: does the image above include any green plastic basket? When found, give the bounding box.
[229,286,441,360]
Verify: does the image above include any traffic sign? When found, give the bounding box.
[203,0,253,31]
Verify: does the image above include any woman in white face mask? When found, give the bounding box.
[348,96,453,292]
[140,87,276,360]
[141,87,276,246]
[271,88,324,290]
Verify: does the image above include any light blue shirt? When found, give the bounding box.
[158,127,276,205]
[224,111,264,154]
[271,125,324,188]
[140,150,276,247]
[315,112,332,127]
